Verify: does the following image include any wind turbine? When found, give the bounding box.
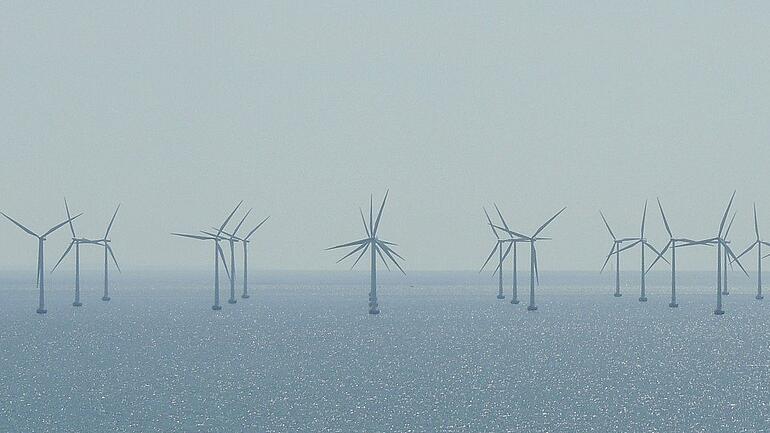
[1,210,82,314]
[327,191,405,315]
[479,206,510,300]
[51,198,100,307]
[219,202,243,304]
[708,191,748,315]
[493,207,566,311]
[735,204,770,300]
[95,205,121,302]
[598,211,640,298]
[171,232,230,310]
[215,215,269,299]
[491,205,530,305]
[645,198,705,308]
[721,212,737,296]
[615,201,666,302]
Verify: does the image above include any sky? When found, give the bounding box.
[1,2,770,272]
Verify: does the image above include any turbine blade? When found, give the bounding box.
[724,211,737,239]
[533,247,539,285]
[369,195,373,237]
[483,207,500,239]
[232,208,252,236]
[600,243,616,274]
[335,242,368,263]
[350,243,370,269]
[104,204,121,238]
[326,238,369,250]
[646,240,671,273]
[1,212,38,237]
[217,243,230,279]
[51,240,75,273]
[501,241,513,262]
[44,213,83,237]
[372,190,389,236]
[616,239,641,254]
[360,208,371,238]
[479,242,500,272]
[657,198,672,238]
[493,203,512,232]
[644,242,670,265]
[533,207,567,237]
[735,241,758,261]
[375,244,391,271]
[64,197,76,237]
[640,200,648,238]
[725,245,749,278]
[218,201,243,235]
[244,216,270,240]
[378,240,404,260]
[718,190,736,237]
[755,203,761,241]
[599,211,616,240]
[171,232,213,241]
[107,245,121,273]
[379,242,406,274]
[491,224,530,240]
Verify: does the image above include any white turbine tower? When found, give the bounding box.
[492,205,530,305]
[735,204,770,300]
[479,206,511,300]
[1,211,82,314]
[707,191,748,315]
[171,232,230,310]
[95,205,121,302]
[327,191,405,315]
[215,215,269,299]
[614,201,666,302]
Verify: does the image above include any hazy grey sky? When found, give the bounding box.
[2,2,770,272]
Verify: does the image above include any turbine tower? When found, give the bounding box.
[51,198,100,307]
[599,211,639,298]
[721,212,737,296]
[327,191,405,315]
[493,207,566,311]
[735,204,770,300]
[708,191,748,315]
[1,211,81,314]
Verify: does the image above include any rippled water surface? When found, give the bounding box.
[1,272,769,432]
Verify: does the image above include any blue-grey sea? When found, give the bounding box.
[1,270,769,433]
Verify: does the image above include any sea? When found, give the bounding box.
[1,270,769,432]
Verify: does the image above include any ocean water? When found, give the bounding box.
[1,271,769,432]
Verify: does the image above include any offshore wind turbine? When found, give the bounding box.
[95,205,121,302]
[1,211,82,314]
[493,207,566,311]
[721,212,737,296]
[707,191,748,315]
[645,198,705,308]
[735,204,770,300]
[215,215,270,299]
[327,191,405,315]
[51,198,100,307]
[492,205,530,305]
[219,202,243,304]
[599,211,640,298]
[615,201,666,302]
[479,207,510,300]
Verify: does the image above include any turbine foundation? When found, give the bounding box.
[613,293,622,297]
[228,299,237,304]
[527,305,537,311]
[756,295,764,300]
[241,294,250,299]
[36,308,47,314]
[668,302,678,308]
[101,296,110,302]
[638,296,648,302]
[497,294,505,299]
[714,309,725,315]
[72,302,83,307]
[510,299,519,304]
[212,305,222,311]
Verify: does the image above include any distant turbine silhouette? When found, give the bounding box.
[645,198,704,308]
[598,211,641,298]
[215,215,269,299]
[706,191,748,315]
[493,207,566,311]
[2,211,82,314]
[51,198,101,307]
[615,201,666,302]
[204,202,243,305]
[479,206,510,300]
[721,211,737,296]
[327,191,405,315]
[734,203,770,300]
[491,205,530,305]
[94,205,121,302]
